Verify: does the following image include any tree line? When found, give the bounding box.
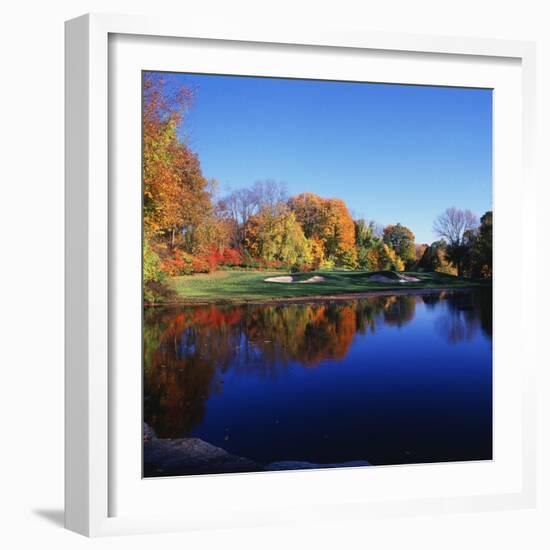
[143,77,492,298]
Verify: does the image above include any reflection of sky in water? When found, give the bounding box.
[144,290,492,468]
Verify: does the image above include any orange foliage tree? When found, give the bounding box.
[288,193,357,268]
[143,76,213,248]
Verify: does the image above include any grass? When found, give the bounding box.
[163,269,490,305]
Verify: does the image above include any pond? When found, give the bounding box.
[143,289,492,476]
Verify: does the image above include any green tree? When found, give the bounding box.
[382,223,416,268]
[470,211,493,278]
[355,219,382,270]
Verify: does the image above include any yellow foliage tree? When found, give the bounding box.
[289,193,357,267]
[244,207,312,266]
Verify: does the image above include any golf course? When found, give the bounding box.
[164,269,489,304]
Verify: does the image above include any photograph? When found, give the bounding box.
[142,71,493,478]
[1,0,542,544]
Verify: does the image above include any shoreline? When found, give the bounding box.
[145,285,489,308]
[143,428,371,477]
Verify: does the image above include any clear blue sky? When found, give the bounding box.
[149,72,492,244]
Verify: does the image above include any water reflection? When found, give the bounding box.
[144,290,492,439]
[434,291,492,344]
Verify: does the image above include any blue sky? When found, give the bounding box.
[149,72,492,244]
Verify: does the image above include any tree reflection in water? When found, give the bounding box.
[430,290,492,344]
[144,290,491,438]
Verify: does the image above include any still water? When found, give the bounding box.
[144,290,492,475]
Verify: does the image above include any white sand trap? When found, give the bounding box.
[264,276,294,283]
[369,273,420,283]
[399,274,421,282]
[264,275,326,284]
[299,275,326,284]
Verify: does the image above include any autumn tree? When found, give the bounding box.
[383,223,416,268]
[169,147,213,249]
[417,240,457,275]
[223,180,287,247]
[433,207,478,276]
[321,199,357,267]
[244,205,312,267]
[143,76,191,237]
[287,192,323,238]
[143,76,212,249]
[308,237,325,269]
[289,193,357,268]
[379,243,405,271]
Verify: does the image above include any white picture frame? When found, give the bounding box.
[65,13,537,537]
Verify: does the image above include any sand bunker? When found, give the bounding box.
[264,276,293,283]
[300,275,326,284]
[264,275,326,284]
[264,273,419,285]
[369,273,420,283]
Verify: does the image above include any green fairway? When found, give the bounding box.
[164,270,489,304]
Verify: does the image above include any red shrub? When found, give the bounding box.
[191,256,211,273]
[197,246,242,269]
[221,247,242,266]
[160,249,194,276]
